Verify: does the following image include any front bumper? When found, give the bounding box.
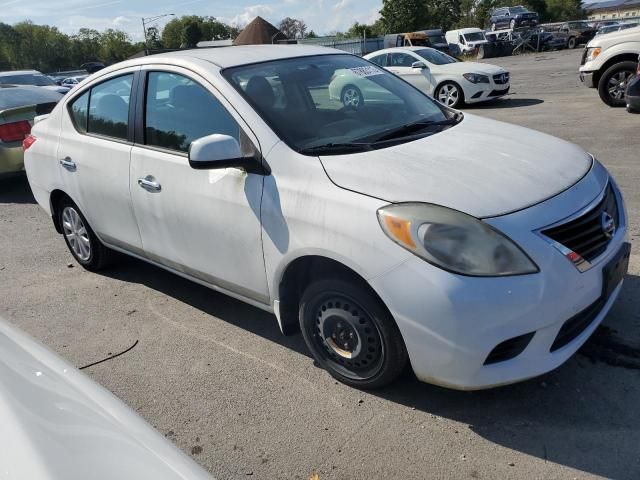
[580,70,596,88]
[370,164,628,390]
[464,81,510,104]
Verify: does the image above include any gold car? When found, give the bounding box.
[0,84,62,175]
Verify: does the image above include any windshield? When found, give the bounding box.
[223,54,452,155]
[569,22,590,29]
[464,32,486,42]
[414,49,458,65]
[0,73,55,87]
[428,35,447,44]
[510,6,528,13]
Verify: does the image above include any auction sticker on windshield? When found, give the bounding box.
[349,66,384,77]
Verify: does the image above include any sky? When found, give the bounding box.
[3,0,383,41]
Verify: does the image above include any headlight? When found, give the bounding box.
[586,47,601,61]
[463,73,490,84]
[377,203,539,277]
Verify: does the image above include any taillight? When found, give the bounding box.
[0,120,31,143]
[23,134,37,151]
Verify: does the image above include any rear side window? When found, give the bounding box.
[144,72,239,153]
[69,91,89,132]
[87,74,133,140]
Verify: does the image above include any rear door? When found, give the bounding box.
[57,68,143,254]
[129,66,268,303]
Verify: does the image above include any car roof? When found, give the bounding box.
[128,45,341,70]
[457,28,485,34]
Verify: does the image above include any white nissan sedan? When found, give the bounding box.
[363,47,510,108]
[23,46,629,390]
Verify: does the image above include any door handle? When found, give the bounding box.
[59,157,76,171]
[138,176,161,192]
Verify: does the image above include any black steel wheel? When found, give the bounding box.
[299,277,408,389]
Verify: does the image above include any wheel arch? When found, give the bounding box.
[594,53,639,86]
[49,189,74,234]
[276,255,393,337]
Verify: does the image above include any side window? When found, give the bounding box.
[369,54,387,67]
[390,53,416,67]
[69,91,89,133]
[145,72,239,153]
[87,74,133,140]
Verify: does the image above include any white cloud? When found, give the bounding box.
[224,4,274,27]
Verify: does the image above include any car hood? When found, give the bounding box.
[436,61,505,75]
[0,318,213,480]
[319,114,593,218]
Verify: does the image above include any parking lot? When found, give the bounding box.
[1,48,639,479]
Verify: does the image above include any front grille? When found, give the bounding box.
[550,298,604,352]
[484,332,535,365]
[493,73,510,84]
[541,184,619,263]
[489,87,510,97]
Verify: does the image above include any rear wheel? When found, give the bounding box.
[299,277,408,389]
[598,61,636,107]
[58,198,112,271]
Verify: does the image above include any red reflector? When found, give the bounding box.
[566,251,583,263]
[23,134,37,151]
[0,120,31,143]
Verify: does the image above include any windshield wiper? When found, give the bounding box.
[298,142,373,155]
[365,114,462,144]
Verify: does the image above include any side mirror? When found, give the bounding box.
[188,134,268,175]
[412,61,428,70]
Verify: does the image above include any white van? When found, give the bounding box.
[445,28,488,54]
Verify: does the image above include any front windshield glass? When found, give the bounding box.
[429,35,447,44]
[414,49,458,65]
[465,32,486,42]
[569,22,590,29]
[223,54,451,155]
[0,73,55,86]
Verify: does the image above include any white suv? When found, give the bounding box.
[24,46,629,390]
[579,26,640,106]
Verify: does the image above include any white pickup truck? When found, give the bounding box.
[579,26,640,106]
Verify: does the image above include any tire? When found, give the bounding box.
[597,61,637,107]
[299,277,408,389]
[436,81,464,108]
[567,37,576,49]
[341,85,364,109]
[58,197,112,271]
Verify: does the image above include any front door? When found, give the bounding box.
[387,52,434,94]
[129,67,269,304]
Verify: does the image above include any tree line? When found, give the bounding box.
[0,0,584,73]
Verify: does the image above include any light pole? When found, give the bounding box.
[142,13,175,49]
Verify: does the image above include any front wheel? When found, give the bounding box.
[567,37,576,49]
[598,61,636,107]
[436,82,464,108]
[299,277,408,389]
[341,85,364,109]
[58,198,112,271]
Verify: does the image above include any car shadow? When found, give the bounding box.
[371,273,640,480]
[0,173,36,204]
[101,253,311,358]
[464,97,545,109]
[102,254,640,478]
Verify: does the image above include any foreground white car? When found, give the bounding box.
[24,45,629,390]
[363,47,510,108]
[0,317,212,479]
